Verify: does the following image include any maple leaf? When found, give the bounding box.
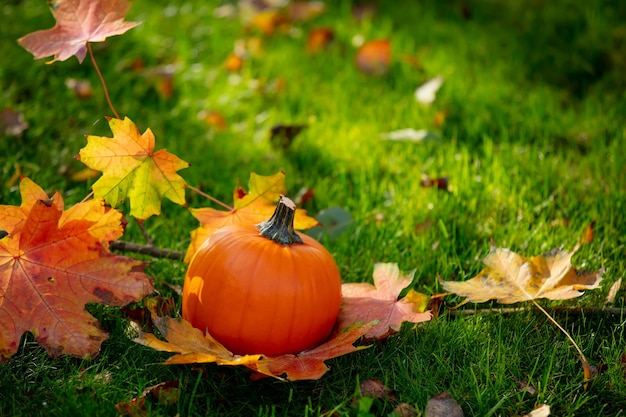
[77,117,190,220]
[133,316,262,366]
[18,0,139,64]
[0,177,154,361]
[251,322,375,381]
[133,315,374,381]
[336,263,432,339]
[439,245,603,304]
[185,171,318,262]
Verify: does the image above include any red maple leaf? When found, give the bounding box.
[0,178,154,361]
[18,0,139,63]
[337,263,432,339]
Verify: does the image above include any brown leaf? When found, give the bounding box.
[18,0,140,63]
[0,109,29,136]
[307,27,334,53]
[65,78,93,99]
[252,322,375,381]
[0,178,153,361]
[420,174,450,191]
[337,263,432,339]
[359,379,397,401]
[133,315,374,381]
[270,123,307,150]
[355,40,391,75]
[440,245,603,304]
[116,380,180,417]
[425,392,464,417]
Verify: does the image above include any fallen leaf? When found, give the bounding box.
[579,221,595,244]
[18,0,140,63]
[359,379,397,401]
[433,110,448,128]
[0,177,153,361]
[69,167,101,182]
[77,117,190,220]
[306,206,354,241]
[65,78,93,99]
[355,39,391,75]
[225,53,244,72]
[523,404,551,417]
[286,1,325,22]
[306,28,334,53]
[440,245,603,303]
[425,392,464,417]
[134,315,262,366]
[0,108,29,136]
[199,110,228,131]
[606,278,622,304]
[269,123,307,150]
[133,315,374,381]
[415,76,444,105]
[394,402,418,417]
[380,129,440,143]
[420,174,450,191]
[115,380,180,417]
[251,322,375,381]
[337,263,432,339]
[185,171,318,262]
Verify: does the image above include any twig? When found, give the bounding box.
[185,184,233,210]
[110,240,184,260]
[446,306,625,317]
[87,42,120,119]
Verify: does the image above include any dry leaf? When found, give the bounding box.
[606,278,622,304]
[0,178,153,361]
[115,380,180,416]
[425,392,463,417]
[337,263,432,339]
[440,245,602,304]
[134,315,374,381]
[355,39,391,75]
[77,117,189,220]
[307,27,334,52]
[523,404,551,417]
[415,76,444,105]
[18,0,139,63]
[0,108,29,136]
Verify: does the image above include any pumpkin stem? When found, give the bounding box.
[257,196,304,245]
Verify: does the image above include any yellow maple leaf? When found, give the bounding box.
[77,117,189,220]
[185,171,319,262]
[440,245,602,303]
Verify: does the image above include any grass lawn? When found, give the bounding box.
[1,0,626,415]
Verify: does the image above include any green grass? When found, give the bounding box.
[1,0,626,415]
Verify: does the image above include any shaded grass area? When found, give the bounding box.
[1,0,626,415]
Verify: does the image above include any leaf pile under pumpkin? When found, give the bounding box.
[0,178,154,362]
[134,263,430,381]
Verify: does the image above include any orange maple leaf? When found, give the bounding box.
[185,171,318,262]
[337,263,432,339]
[0,178,154,361]
[18,0,140,64]
[77,117,190,220]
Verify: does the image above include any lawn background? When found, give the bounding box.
[1,0,625,415]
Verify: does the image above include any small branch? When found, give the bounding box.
[87,42,120,119]
[110,240,184,260]
[185,184,233,210]
[446,306,625,317]
[135,219,154,246]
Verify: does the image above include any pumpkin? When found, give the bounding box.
[182,196,342,356]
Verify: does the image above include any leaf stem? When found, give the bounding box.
[87,42,120,119]
[185,184,233,210]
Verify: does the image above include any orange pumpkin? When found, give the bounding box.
[182,196,342,356]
